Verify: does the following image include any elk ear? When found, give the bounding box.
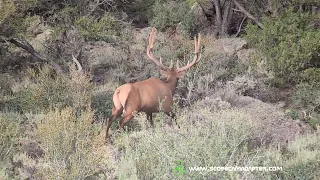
[176,71,185,78]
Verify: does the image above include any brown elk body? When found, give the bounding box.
[105,28,201,139]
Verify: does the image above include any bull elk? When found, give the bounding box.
[105,27,201,139]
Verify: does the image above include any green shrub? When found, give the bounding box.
[253,131,320,179]
[0,95,21,112]
[18,65,92,113]
[291,82,320,128]
[184,0,198,7]
[35,107,106,179]
[0,0,38,38]
[0,74,12,96]
[151,0,197,34]
[67,65,93,111]
[300,68,320,84]
[0,1,15,24]
[75,13,120,41]
[177,54,244,105]
[18,66,68,112]
[0,113,22,177]
[306,113,320,130]
[291,82,320,112]
[92,87,114,121]
[245,9,320,85]
[285,109,299,120]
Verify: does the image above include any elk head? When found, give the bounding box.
[105,27,201,141]
[147,28,201,83]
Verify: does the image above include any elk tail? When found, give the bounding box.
[113,89,128,113]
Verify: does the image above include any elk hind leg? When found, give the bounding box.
[118,113,134,132]
[106,106,122,140]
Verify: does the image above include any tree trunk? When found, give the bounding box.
[220,0,233,37]
[212,0,264,37]
[212,0,222,32]
[212,0,234,37]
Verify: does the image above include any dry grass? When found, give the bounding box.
[35,107,106,179]
[105,97,320,179]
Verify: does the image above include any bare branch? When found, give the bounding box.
[232,0,263,29]
[0,36,63,73]
[71,49,83,72]
[235,16,247,37]
[86,0,115,16]
[232,8,242,12]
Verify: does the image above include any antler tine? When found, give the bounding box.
[148,29,153,48]
[176,33,201,72]
[197,33,201,52]
[194,35,197,53]
[146,27,170,70]
[169,59,173,69]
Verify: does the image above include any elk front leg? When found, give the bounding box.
[147,113,154,128]
[164,111,180,128]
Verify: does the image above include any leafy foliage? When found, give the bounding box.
[35,107,105,179]
[245,9,320,85]
[0,113,22,177]
[0,0,38,37]
[151,0,197,34]
[18,65,92,113]
[291,82,320,112]
[0,1,16,24]
[76,13,120,41]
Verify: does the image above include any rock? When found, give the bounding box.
[213,38,248,56]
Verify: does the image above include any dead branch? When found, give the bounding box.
[235,16,247,37]
[86,0,115,16]
[232,0,263,29]
[71,49,83,72]
[0,36,63,73]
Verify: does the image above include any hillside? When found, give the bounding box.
[0,0,319,179]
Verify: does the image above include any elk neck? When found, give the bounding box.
[165,76,179,95]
